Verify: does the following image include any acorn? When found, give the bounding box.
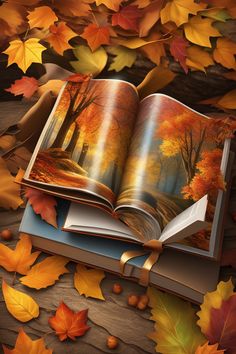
[0,229,13,241]
[127,294,139,307]
[106,335,118,349]
[112,283,123,294]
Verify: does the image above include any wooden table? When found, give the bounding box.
[0,101,236,354]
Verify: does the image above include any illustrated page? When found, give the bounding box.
[116,94,225,250]
[26,79,139,206]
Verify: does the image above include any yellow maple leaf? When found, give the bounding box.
[3,38,47,73]
[184,15,221,47]
[2,280,39,322]
[70,45,108,77]
[0,233,40,275]
[147,287,205,353]
[0,157,23,209]
[186,46,214,72]
[108,46,137,72]
[197,279,234,334]
[213,38,236,69]
[20,255,70,289]
[217,89,236,109]
[45,22,77,55]
[74,264,105,300]
[27,6,58,30]
[137,66,176,99]
[2,328,53,354]
[160,0,207,27]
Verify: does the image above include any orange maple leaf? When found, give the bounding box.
[2,328,52,354]
[0,233,40,275]
[80,23,110,51]
[27,6,58,30]
[5,76,38,98]
[45,22,78,55]
[48,301,90,341]
[25,188,58,228]
[111,5,142,31]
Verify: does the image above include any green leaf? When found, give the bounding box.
[147,287,205,354]
[70,45,108,77]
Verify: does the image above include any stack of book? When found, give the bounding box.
[19,79,234,303]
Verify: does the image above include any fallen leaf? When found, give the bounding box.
[0,3,26,38]
[160,0,207,27]
[108,46,137,71]
[2,279,39,322]
[25,188,58,228]
[2,328,53,354]
[147,287,205,353]
[74,264,105,300]
[0,233,40,275]
[93,0,122,11]
[27,6,58,30]
[213,38,236,69]
[37,80,64,96]
[197,279,234,334]
[80,24,110,51]
[112,36,165,49]
[195,341,225,354]
[3,38,47,73]
[137,66,176,99]
[0,157,23,209]
[48,301,90,341]
[186,46,214,72]
[218,89,236,109]
[53,0,91,17]
[206,294,236,353]
[20,256,70,289]
[170,36,189,73]
[139,0,162,37]
[46,22,78,55]
[184,15,221,47]
[140,32,166,66]
[221,249,236,268]
[5,76,38,99]
[111,5,142,32]
[70,45,108,77]
[200,7,231,22]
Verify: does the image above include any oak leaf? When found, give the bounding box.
[25,188,58,228]
[137,66,176,99]
[147,287,205,353]
[74,264,105,300]
[217,89,236,109]
[3,38,47,73]
[48,301,90,341]
[27,6,58,30]
[184,16,221,47]
[170,36,189,73]
[111,5,142,32]
[46,22,78,55]
[0,233,40,275]
[2,328,52,354]
[108,46,137,72]
[0,157,23,209]
[197,279,234,334]
[80,24,110,51]
[20,256,70,289]
[195,341,225,354]
[5,76,38,99]
[53,0,91,17]
[213,38,236,69]
[160,0,207,27]
[2,279,39,322]
[186,46,214,72]
[70,45,108,76]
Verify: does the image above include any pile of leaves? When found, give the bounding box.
[0,0,236,107]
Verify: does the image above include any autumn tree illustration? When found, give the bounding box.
[51,80,96,153]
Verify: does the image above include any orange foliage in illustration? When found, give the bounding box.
[182,149,225,203]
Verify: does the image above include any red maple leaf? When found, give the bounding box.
[48,302,90,341]
[170,36,189,74]
[5,76,38,98]
[111,5,142,32]
[206,294,236,353]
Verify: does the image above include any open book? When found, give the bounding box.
[23,79,233,258]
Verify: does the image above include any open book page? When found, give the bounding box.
[116,94,225,250]
[24,79,139,208]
